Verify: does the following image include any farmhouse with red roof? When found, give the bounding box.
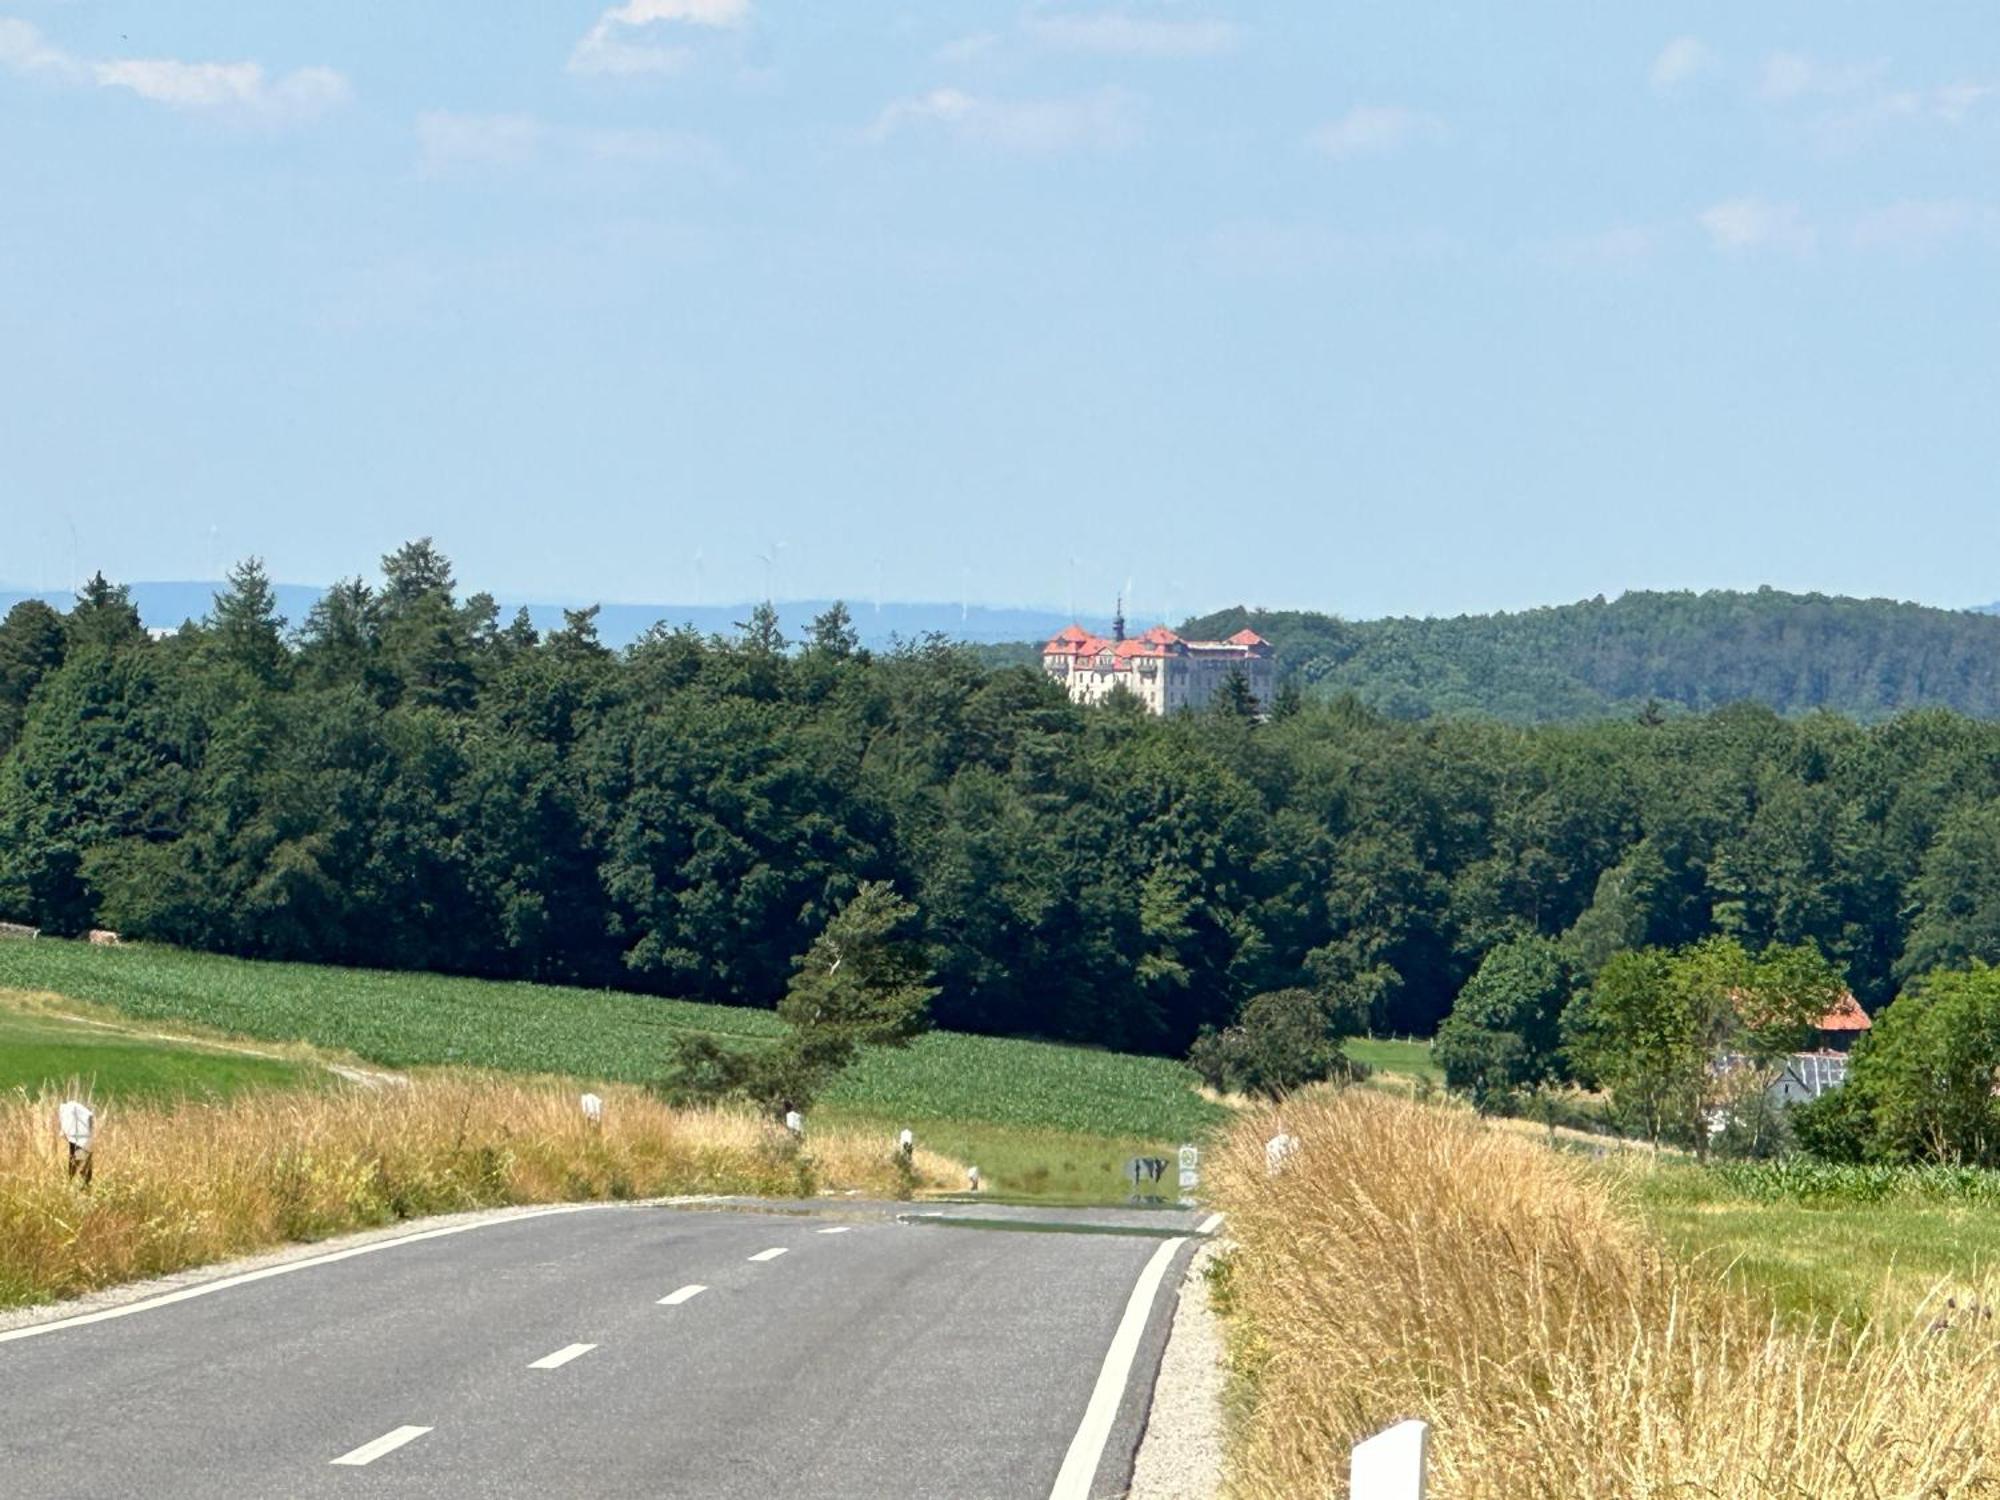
[1042,606,1276,715]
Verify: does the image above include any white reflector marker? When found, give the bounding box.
[332,1425,432,1467]
[816,1226,851,1235]
[748,1247,789,1262]
[528,1343,597,1370]
[658,1284,707,1306]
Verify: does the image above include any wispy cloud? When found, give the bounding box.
[1850,199,1993,255]
[935,32,999,65]
[865,87,1141,153]
[568,0,749,78]
[1024,11,1237,59]
[416,110,726,179]
[1308,105,1442,161]
[1698,196,1815,255]
[1758,51,1883,103]
[1650,37,1710,93]
[0,17,348,124]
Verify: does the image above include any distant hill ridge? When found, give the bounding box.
[1178,589,2000,723]
[0,582,1109,652]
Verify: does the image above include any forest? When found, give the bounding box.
[6,544,2000,1059]
[1176,589,2000,723]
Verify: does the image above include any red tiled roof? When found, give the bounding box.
[1226,628,1268,647]
[1819,992,1871,1032]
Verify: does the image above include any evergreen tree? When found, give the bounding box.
[207,557,288,684]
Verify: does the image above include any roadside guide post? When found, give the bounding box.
[57,1099,94,1188]
[898,1128,914,1160]
[580,1093,604,1128]
[1350,1418,1429,1500]
[1266,1133,1299,1175]
[785,1109,805,1137]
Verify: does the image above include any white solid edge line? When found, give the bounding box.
[1048,1236,1187,1500]
[1196,1212,1225,1235]
[816,1226,852,1235]
[748,1247,789,1262]
[528,1342,597,1370]
[331,1425,434,1467]
[0,1203,601,1346]
[658,1284,708,1305]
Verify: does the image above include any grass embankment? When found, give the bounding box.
[0,942,1222,1202]
[0,1076,960,1310]
[1209,1089,2000,1498]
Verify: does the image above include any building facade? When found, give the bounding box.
[1041,618,1276,715]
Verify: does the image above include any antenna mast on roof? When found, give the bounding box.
[1112,594,1126,643]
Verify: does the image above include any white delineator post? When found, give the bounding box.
[1265,1132,1299,1174]
[1350,1419,1429,1500]
[784,1109,805,1137]
[898,1128,914,1159]
[579,1092,604,1126]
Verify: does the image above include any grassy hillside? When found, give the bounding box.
[0,1005,313,1101]
[1175,589,2000,723]
[0,942,1221,1150]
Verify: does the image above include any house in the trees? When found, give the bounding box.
[1042,609,1275,716]
[1767,992,1872,1107]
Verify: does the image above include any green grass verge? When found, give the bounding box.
[0,1007,312,1102]
[1622,1161,2000,1329]
[0,940,1222,1148]
[1345,1036,1441,1083]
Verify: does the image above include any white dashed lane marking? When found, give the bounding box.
[331,1425,433,1467]
[816,1227,852,1235]
[528,1343,597,1370]
[747,1247,789,1263]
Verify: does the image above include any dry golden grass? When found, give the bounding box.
[1209,1088,2000,1499]
[0,1074,960,1309]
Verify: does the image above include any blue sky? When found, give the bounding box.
[1,3,1995,621]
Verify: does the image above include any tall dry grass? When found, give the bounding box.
[1209,1088,2000,1499]
[0,1075,959,1309]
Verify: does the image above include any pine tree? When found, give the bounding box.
[208,557,288,684]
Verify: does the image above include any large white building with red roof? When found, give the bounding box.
[1042,616,1276,715]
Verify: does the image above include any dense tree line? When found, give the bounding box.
[1182,589,2000,723]
[9,546,2000,1058]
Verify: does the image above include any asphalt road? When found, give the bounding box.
[0,1200,1211,1499]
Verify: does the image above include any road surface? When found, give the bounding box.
[0,1199,1213,1499]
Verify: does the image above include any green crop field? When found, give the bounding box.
[0,1006,312,1102]
[0,941,1223,1155]
[1623,1160,2000,1329]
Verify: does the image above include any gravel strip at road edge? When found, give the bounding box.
[0,1196,726,1337]
[1126,1237,1227,1500]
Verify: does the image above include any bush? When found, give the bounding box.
[1187,988,1356,1098]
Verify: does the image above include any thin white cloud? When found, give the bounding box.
[1650,37,1710,93]
[1850,199,1989,254]
[1025,12,1237,59]
[1697,196,1815,254]
[935,32,999,65]
[1308,105,1442,161]
[865,86,1140,152]
[568,0,748,77]
[417,110,726,179]
[1758,51,1883,103]
[0,17,348,124]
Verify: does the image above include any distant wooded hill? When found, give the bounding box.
[1174,591,2000,722]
